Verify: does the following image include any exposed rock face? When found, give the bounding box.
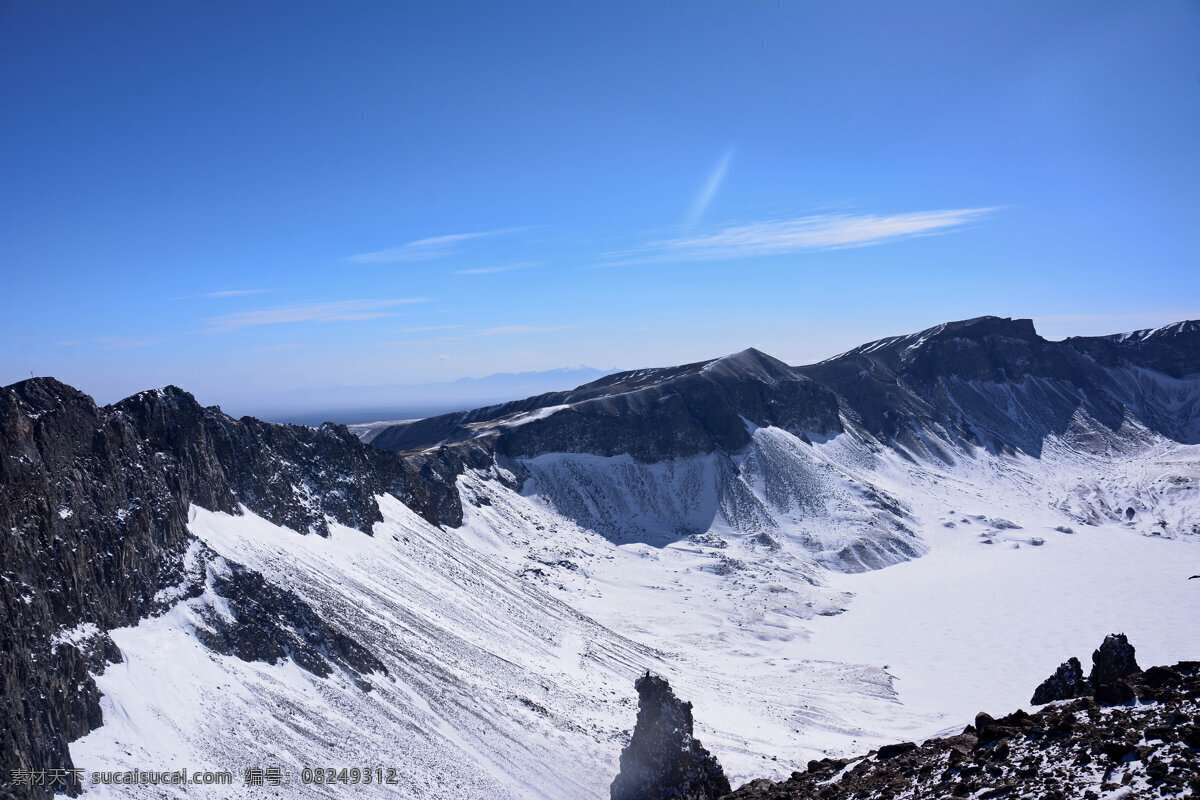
[1065,320,1200,379]
[1031,656,1088,705]
[801,316,1200,458]
[725,658,1200,800]
[1029,633,1144,707]
[1090,632,1142,705]
[0,378,475,800]
[1090,632,1142,686]
[610,673,731,800]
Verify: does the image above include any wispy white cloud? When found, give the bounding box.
[202,298,428,333]
[686,148,734,226]
[345,227,528,264]
[480,325,571,336]
[604,207,997,265]
[203,289,272,298]
[454,261,540,275]
[396,325,464,333]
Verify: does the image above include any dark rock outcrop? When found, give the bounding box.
[1065,320,1200,379]
[1090,632,1141,686]
[0,378,473,800]
[610,672,730,800]
[1031,656,1088,705]
[1029,633,1144,706]
[1090,633,1141,705]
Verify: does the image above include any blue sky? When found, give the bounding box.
[2,1,1198,414]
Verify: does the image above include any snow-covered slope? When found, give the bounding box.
[70,496,658,799]
[62,426,1200,797]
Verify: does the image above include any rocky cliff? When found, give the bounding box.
[0,378,479,799]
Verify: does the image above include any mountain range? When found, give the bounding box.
[2,316,1198,799]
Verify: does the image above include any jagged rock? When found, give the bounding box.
[1090,633,1141,687]
[0,378,474,800]
[1032,656,1089,704]
[610,673,730,800]
[1029,635,1144,708]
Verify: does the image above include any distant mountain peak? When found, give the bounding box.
[6,376,96,411]
[703,347,794,383]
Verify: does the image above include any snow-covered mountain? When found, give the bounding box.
[3,316,1198,800]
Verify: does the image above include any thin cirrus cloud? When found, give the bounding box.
[604,207,998,265]
[202,289,272,298]
[685,147,735,226]
[396,325,465,333]
[345,227,528,264]
[454,261,540,275]
[202,299,429,333]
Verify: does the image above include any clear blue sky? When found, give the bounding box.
[2,1,1198,413]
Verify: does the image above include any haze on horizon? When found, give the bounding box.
[2,1,1198,417]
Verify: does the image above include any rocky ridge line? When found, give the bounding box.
[0,378,484,800]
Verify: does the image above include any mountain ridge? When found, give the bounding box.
[2,315,1198,799]
[363,315,1200,461]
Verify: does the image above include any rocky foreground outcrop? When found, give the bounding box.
[719,637,1199,800]
[1032,633,1142,706]
[610,673,731,800]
